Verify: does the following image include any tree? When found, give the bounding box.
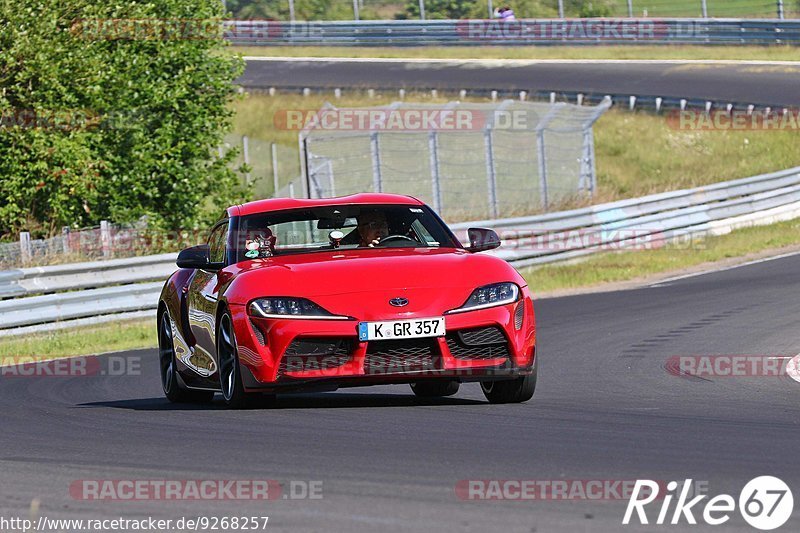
[0,0,246,239]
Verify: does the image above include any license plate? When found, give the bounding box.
[358,317,445,342]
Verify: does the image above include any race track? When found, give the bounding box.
[3,252,800,532]
[239,58,800,108]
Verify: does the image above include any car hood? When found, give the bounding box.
[225,247,523,318]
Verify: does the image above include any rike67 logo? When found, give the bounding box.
[624,476,793,530]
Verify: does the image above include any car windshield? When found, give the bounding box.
[236,203,460,260]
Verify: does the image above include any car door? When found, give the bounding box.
[183,220,229,388]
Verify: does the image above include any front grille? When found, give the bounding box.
[365,338,440,374]
[446,326,511,360]
[278,338,352,374]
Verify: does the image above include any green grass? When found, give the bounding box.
[522,218,800,293]
[232,45,800,62]
[0,320,155,362]
[231,91,800,205]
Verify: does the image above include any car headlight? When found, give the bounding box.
[248,298,350,320]
[447,283,520,314]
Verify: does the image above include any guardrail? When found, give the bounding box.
[3,165,800,336]
[225,18,800,46]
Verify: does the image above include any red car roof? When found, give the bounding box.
[229,193,425,217]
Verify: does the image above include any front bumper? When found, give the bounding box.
[229,296,536,393]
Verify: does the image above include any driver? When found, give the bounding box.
[356,210,389,247]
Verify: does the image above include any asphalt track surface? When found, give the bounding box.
[3,252,800,532]
[239,57,800,108]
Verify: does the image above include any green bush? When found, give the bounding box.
[0,0,246,239]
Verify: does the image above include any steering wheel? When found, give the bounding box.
[374,235,418,248]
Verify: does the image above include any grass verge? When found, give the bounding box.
[0,319,155,363]
[232,45,800,62]
[521,218,800,294]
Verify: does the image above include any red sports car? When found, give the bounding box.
[158,194,537,408]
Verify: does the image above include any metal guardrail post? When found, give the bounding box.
[289,0,295,22]
[19,232,31,264]
[627,0,633,17]
[701,0,708,18]
[100,220,111,259]
[557,0,564,18]
[778,0,785,19]
[62,227,71,254]
[419,0,426,20]
[352,0,359,21]
[370,132,383,193]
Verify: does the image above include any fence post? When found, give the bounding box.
[536,131,549,210]
[288,0,295,22]
[271,143,280,196]
[557,0,564,18]
[419,0,426,20]
[62,226,71,254]
[534,103,566,210]
[19,232,31,264]
[370,132,383,193]
[327,160,336,197]
[580,129,596,196]
[428,132,443,213]
[627,0,633,17]
[242,135,251,185]
[777,0,785,19]
[100,220,111,258]
[701,0,708,18]
[352,0,359,20]
[484,130,499,219]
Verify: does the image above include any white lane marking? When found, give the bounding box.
[648,249,800,288]
[243,56,800,67]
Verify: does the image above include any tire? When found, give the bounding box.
[158,307,215,404]
[217,311,274,409]
[410,380,460,397]
[480,356,538,404]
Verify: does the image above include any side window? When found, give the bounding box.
[208,222,228,264]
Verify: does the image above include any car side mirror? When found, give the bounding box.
[176,244,221,270]
[467,228,501,253]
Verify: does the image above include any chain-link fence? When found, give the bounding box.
[222,134,301,199]
[295,99,610,221]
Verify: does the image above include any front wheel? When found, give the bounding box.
[217,311,274,409]
[410,380,460,397]
[480,356,537,404]
[158,308,214,404]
